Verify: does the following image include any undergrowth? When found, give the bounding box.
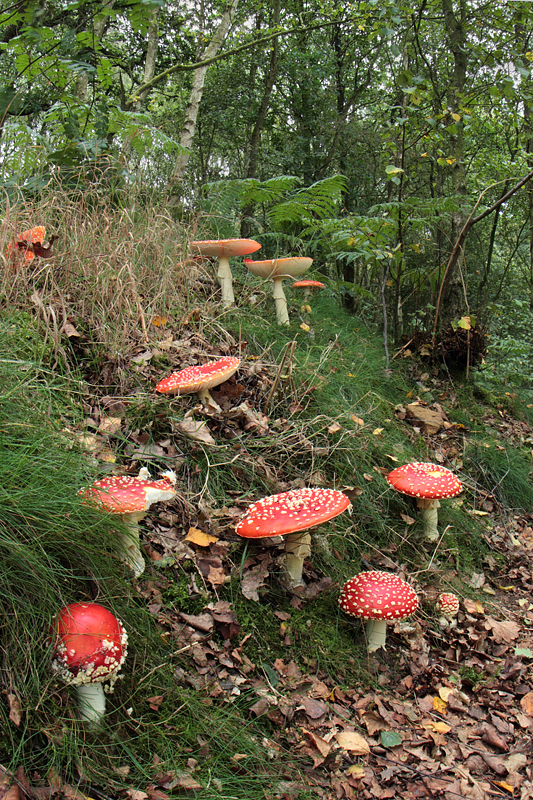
[1,190,532,798]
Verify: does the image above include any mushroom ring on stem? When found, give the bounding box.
[79,469,177,576]
[155,356,240,413]
[190,238,261,307]
[338,571,419,652]
[235,486,351,591]
[244,257,313,324]
[51,602,128,724]
[386,462,462,542]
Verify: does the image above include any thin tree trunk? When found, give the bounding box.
[134,9,160,111]
[168,0,239,188]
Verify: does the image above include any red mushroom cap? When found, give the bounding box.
[338,571,419,621]
[51,602,128,685]
[292,280,325,289]
[386,462,462,500]
[79,473,176,514]
[235,487,351,539]
[436,592,460,616]
[155,356,240,397]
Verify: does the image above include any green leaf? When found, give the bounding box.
[385,165,404,175]
[515,647,533,658]
[380,731,403,748]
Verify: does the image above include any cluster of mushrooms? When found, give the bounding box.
[41,236,464,724]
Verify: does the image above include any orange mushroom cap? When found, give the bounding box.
[386,462,462,500]
[235,487,351,540]
[79,473,176,514]
[338,571,419,621]
[292,280,325,289]
[155,356,240,397]
[190,239,261,258]
[6,225,46,264]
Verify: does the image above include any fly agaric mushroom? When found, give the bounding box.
[386,462,462,542]
[155,356,240,412]
[436,592,460,628]
[244,257,313,324]
[338,571,419,652]
[235,487,351,591]
[51,602,128,723]
[6,225,57,266]
[190,238,261,307]
[79,468,177,576]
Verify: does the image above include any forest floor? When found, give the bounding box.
[2,244,533,800]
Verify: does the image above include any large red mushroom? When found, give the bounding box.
[51,602,128,723]
[235,487,351,591]
[338,571,419,652]
[80,468,177,576]
[155,356,240,412]
[386,462,462,542]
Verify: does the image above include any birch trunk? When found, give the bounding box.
[168,0,239,187]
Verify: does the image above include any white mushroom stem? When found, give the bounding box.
[121,512,147,577]
[74,683,107,723]
[365,619,387,652]
[416,498,440,542]
[281,531,311,590]
[272,276,290,325]
[217,256,235,307]
[197,386,222,412]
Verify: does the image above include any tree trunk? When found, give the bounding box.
[240,0,280,237]
[439,0,468,324]
[134,9,160,111]
[168,0,239,188]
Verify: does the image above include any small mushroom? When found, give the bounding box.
[235,486,351,591]
[244,257,313,324]
[386,462,462,542]
[338,571,419,652]
[51,602,128,723]
[190,239,261,307]
[155,356,240,412]
[79,469,177,576]
[436,592,460,628]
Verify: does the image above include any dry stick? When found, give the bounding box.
[432,168,533,345]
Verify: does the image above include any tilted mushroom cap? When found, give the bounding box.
[190,239,261,258]
[436,592,460,616]
[235,487,351,540]
[386,462,462,500]
[80,473,176,514]
[155,356,240,397]
[244,257,313,279]
[7,225,46,264]
[51,602,128,686]
[338,571,419,621]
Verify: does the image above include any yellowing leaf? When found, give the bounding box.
[300,323,310,332]
[351,415,365,427]
[422,720,451,734]
[446,157,456,164]
[433,696,447,714]
[451,113,461,121]
[457,315,471,330]
[150,315,168,327]
[373,428,384,436]
[335,730,370,754]
[185,527,219,546]
[346,765,365,778]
